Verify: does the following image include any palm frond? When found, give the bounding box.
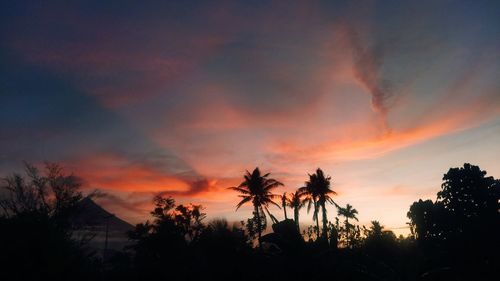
[264,206,278,224]
[235,196,252,210]
[263,180,284,191]
[228,186,250,194]
[306,198,314,213]
[263,197,281,209]
[238,181,249,188]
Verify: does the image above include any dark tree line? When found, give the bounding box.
[1,162,499,281]
[407,163,500,280]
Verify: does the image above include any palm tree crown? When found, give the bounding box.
[228,167,283,247]
[337,204,358,222]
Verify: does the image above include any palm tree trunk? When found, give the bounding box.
[314,201,320,239]
[294,207,299,232]
[255,204,262,248]
[345,218,349,248]
[283,205,288,220]
[321,202,328,239]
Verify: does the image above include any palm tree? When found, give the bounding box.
[281,192,288,220]
[337,204,358,248]
[368,220,383,237]
[287,191,305,232]
[299,177,320,238]
[299,168,336,239]
[228,167,283,248]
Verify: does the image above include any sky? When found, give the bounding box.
[1,0,499,236]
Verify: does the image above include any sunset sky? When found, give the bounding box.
[1,1,499,235]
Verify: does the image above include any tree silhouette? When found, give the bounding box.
[0,163,98,280]
[128,195,203,280]
[228,167,283,248]
[408,163,500,243]
[0,163,84,222]
[281,192,288,220]
[287,191,305,232]
[368,220,383,237]
[299,168,336,240]
[407,199,445,241]
[194,219,251,279]
[299,180,320,238]
[364,220,396,245]
[243,210,267,244]
[438,163,500,223]
[407,163,500,280]
[338,203,358,248]
[173,203,206,242]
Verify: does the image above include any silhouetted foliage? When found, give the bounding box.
[243,210,267,244]
[0,163,99,280]
[407,199,446,241]
[0,163,84,223]
[194,219,252,279]
[126,196,189,280]
[363,221,398,253]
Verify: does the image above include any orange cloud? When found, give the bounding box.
[67,153,213,194]
[269,94,499,164]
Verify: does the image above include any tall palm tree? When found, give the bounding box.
[287,191,305,232]
[337,204,358,248]
[299,168,336,239]
[228,167,283,248]
[281,192,288,220]
[299,177,320,238]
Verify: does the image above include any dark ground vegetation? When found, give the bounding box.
[1,163,499,281]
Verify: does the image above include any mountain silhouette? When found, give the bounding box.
[73,197,133,232]
[72,197,133,254]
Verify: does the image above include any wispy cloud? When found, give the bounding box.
[348,30,393,132]
[2,0,499,230]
